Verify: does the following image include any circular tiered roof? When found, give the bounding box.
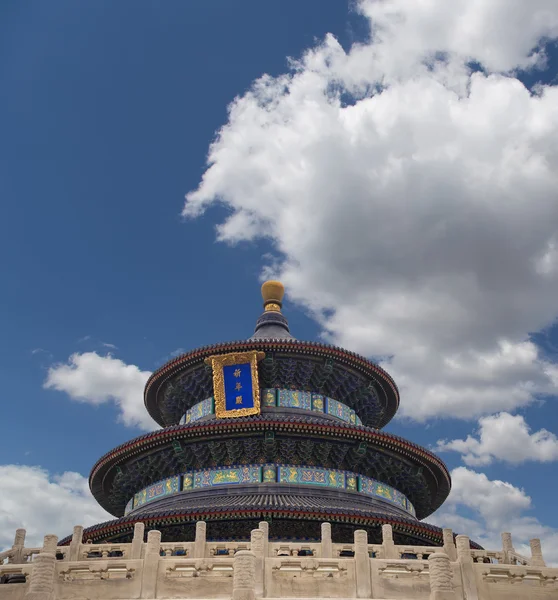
[145,340,400,429]
[90,415,450,520]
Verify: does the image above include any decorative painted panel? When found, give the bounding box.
[184,397,214,424]
[182,472,194,490]
[346,473,358,491]
[124,497,134,515]
[181,390,364,426]
[326,397,354,423]
[358,475,414,514]
[311,393,325,412]
[193,465,262,488]
[278,466,345,489]
[129,466,414,517]
[262,464,277,483]
[277,389,312,410]
[262,388,277,407]
[133,476,180,509]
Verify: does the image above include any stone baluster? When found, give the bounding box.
[354,530,371,598]
[456,535,478,600]
[194,521,207,558]
[321,522,332,558]
[501,532,514,564]
[8,528,26,564]
[381,524,397,559]
[258,521,269,558]
[529,538,546,567]
[428,552,455,600]
[131,522,145,559]
[251,529,265,596]
[233,551,257,600]
[140,530,161,599]
[442,528,457,562]
[68,526,83,562]
[24,535,58,600]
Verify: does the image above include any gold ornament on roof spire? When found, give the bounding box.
[262,280,284,312]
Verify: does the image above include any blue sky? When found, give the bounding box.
[1,0,558,559]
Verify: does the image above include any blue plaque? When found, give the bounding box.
[206,351,264,418]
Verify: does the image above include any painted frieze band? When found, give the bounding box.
[181,390,363,426]
[126,464,414,517]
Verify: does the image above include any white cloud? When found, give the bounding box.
[44,352,156,431]
[0,465,112,550]
[437,412,558,465]
[184,0,558,421]
[430,467,558,566]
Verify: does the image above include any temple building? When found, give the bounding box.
[1,281,554,600]
[61,281,466,548]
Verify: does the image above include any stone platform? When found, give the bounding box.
[0,521,555,600]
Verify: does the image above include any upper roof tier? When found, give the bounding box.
[144,281,400,428]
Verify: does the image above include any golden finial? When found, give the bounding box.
[261,280,284,312]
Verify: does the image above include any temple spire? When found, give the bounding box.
[250,280,294,340]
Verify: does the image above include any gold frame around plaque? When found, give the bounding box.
[205,351,265,418]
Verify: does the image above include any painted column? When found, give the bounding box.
[354,529,371,599]
[251,529,265,596]
[140,529,161,599]
[68,526,83,562]
[9,528,26,564]
[456,535,478,600]
[131,522,145,559]
[442,528,457,562]
[428,552,455,600]
[24,535,58,600]
[233,551,257,600]
[321,522,332,558]
[381,524,397,559]
[529,538,546,567]
[194,521,207,558]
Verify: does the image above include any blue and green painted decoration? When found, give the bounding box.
[182,389,363,426]
[127,465,415,517]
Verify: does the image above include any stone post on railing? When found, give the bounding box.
[529,538,546,567]
[140,530,161,599]
[258,521,269,558]
[456,535,478,600]
[381,524,397,559]
[321,522,332,558]
[68,526,83,562]
[194,521,207,558]
[442,528,457,562]
[354,529,371,598]
[233,551,257,600]
[24,535,58,600]
[428,552,455,600]
[8,529,26,564]
[501,532,514,564]
[131,522,145,559]
[251,529,265,597]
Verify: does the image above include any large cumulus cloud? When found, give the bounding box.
[184,0,558,421]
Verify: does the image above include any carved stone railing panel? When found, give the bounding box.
[78,543,130,561]
[159,542,194,557]
[477,563,558,589]
[267,557,354,598]
[271,543,319,557]
[371,558,434,600]
[207,542,250,557]
[158,558,234,599]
